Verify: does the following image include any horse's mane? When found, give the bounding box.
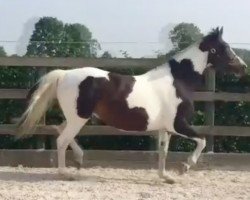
[202,27,221,42]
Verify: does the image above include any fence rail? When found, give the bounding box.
[1,125,250,137]
[0,57,164,68]
[0,89,250,101]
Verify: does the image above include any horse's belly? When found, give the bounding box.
[94,100,149,131]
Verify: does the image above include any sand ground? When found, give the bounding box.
[0,166,249,200]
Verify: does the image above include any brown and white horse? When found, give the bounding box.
[17,27,247,183]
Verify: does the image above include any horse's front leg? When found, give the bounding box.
[174,117,206,174]
[158,130,175,184]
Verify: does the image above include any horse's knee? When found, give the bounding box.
[194,137,206,148]
[193,137,206,151]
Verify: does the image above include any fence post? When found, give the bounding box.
[205,68,215,152]
[35,67,47,149]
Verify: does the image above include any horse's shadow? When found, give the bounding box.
[0,171,59,182]
[0,170,167,186]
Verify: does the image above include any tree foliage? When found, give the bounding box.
[169,23,203,52]
[26,17,100,57]
[62,23,100,57]
[0,18,103,149]
[0,46,6,57]
[101,51,112,58]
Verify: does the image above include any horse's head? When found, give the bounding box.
[199,27,247,77]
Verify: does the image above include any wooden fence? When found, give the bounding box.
[0,57,249,168]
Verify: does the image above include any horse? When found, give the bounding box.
[17,27,247,183]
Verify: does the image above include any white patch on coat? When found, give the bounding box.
[174,43,208,75]
[126,65,182,132]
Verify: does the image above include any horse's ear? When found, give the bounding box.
[219,27,224,37]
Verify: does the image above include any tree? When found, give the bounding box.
[119,50,130,58]
[62,23,100,57]
[0,46,6,57]
[26,17,100,57]
[101,51,112,58]
[26,17,64,57]
[169,23,203,52]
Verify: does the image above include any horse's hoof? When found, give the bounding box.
[58,169,77,181]
[179,162,190,175]
[73,160,82,170]
[62,174,76,181]
[163,176,176,184]
[159,172,176,184]
[72,153,83,170]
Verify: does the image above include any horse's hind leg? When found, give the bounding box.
[57,121,84,169]
[158,131,175,184]
[56,118,87,179]
[70,140,84,169]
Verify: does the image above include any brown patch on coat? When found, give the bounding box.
[77,73,148,131]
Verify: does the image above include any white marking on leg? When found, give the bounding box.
[57,119,86,177]
[188,137,206,166]
[71,140,84,166]
[56,121,84,167]
[158,131,175,183]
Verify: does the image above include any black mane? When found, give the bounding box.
[202,27,220,41]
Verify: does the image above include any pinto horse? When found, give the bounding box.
[17,27,247,183]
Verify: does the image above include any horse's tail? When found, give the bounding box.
[17,69,66,138]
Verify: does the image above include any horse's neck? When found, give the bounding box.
[173,43,208,75]
[144,43,208,88]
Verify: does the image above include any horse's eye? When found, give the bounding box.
[210,48,216,54]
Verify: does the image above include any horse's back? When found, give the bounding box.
[63,67,109,82]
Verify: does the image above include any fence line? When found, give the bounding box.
[0,89,250,101]
[0,57,164,68]
[0,56,249,156]
[1,125,250,137]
